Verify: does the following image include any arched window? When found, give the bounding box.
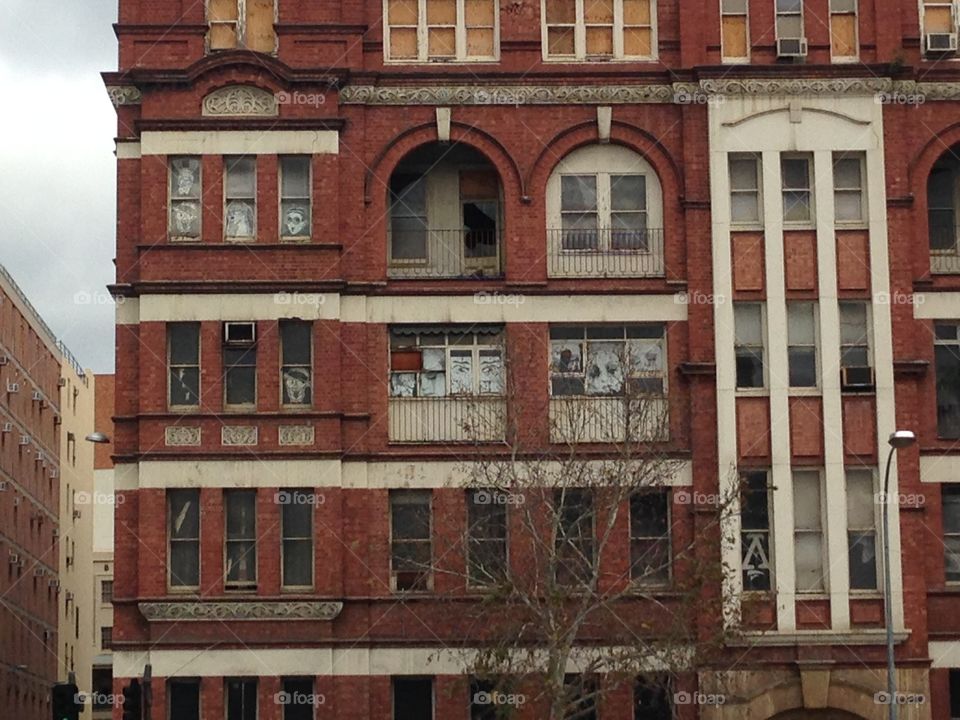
[929,148,960,273]
[546,145,664,277]
[387,143,503,279]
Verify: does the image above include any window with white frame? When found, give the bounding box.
[846,469,878,591]
[781,155,814,225]
[720,0,749,61]
[729,154,762,225]
[630,490,670,585]
[169,157,201,241]
[775,0,804,42]
[935,322,960,439]
[793,470,826,593]
[207,0,276,53]
[168,489,200,588]
[829,0,858,59]
[922,1,958,53]
[543,0,655,60]
[390,490,433,591]
[389,327,504,398]
[734,304,765,389]
[224,157,256,241]
[560,173,649,250]
[833,153,866,225]
[384,0,498,62]
[741,470,772,591]
[839,301,871,369]
[549,325,666,397]
[944,485,960,582]
[224,490,257,589]
[787,302,818,388]
[280,156,311,241]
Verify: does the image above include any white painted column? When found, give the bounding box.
[762,150,797,632]
[813,149,851,630]
[709,137,743,630]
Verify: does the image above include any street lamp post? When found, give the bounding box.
[882,430,916,720]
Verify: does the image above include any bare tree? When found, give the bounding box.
[402,345,740,719]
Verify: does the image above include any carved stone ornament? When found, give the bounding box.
[222,425,258,446]
[279,425,315,446]
[139,601,344,622]
[106,85,143,107]
[165,426,201,447]
[203,85,279,117]
[339,77,946,106]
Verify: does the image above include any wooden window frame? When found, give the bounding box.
[465,489,509,587]
[389,490,434,592]
[279,320,313,408]
[728,153,763,228]
[829,0,859,62]
[167,489,201,591]
[793,469,827,595]
[786,301,820,390]
[838,301,873,370]
[224,490,258,590]
[775,0,805,43]
[781,153,815,227]
[279,156,312,242]
[167,322,201,410]
[833,152,867,227]
[206,0,277,54]
[629,490,671,587]
[224,156,257,243]
[541,0,658,61]
[168,157,202,242]
[734,303,767,391]
[383,0,500,63]
[720,0,750,63]
[280,490,315,590]
[741,470,773,593]
[845,468,880,593]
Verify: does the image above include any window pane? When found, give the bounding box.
[795,533,825,591]
[392,493,431,539]
[393,678,433,720]
[722,0,748,12]
[561,176,598,212]
[282,498,312,538]
[788,348,817,387]
[170,158,201,198]
[831,0,857,10]
[835,191,863,222]
[777,15,803,36]
[631,492,668,535]
[848,532,877,589]
[388,0,418,24]
[169,490,200,538]
[731,193,760,223]
[783,190,811,222]
[730,157,758,190]
[226,157,256,196]
[283,539,313,587]
[281,322,311,365]
[624,0,652,24]
[170,542,200,586]
[169,682,201,720]
[170,367,200,406]
[834,158,861,189]
[936,344,960,438]
[787,303,815,344]
[281,157,310,197]
[226,679,257,720]
[281,678,315,720]
[546,0,576,23]
[947,535,960,582]
[793,472,822,529]
[839,303,868,345]
[585,26,614,55]
[944,488,960,534]
[734,304,763,345]
[777,0,803,11]
[169,324,200,364]
[611,175,646,211]
[782,158,809,189]
[227,492,256,538]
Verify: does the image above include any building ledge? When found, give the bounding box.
[729,629,910,647]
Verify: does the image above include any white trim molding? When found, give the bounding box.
[139,130,339,156]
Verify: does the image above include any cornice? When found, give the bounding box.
[139,601,344,622]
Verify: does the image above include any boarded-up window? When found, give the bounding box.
[830,0,857,58]
[924,1,956,34]
[386,0,497,61]
[207,0,276,54]
[721,0,748,60]
[545,0,654,59]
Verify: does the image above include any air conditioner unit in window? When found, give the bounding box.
[31,391,42,402]
[49,579,60,589]
[777,37,808,57]
[841,365,876,391]
[927,32,959,53]
[6,382,19,393]
[224,321,256,345]
[34,567,45,577]
[18,435,29,446]
[1,423,11,433]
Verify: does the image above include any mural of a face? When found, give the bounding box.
[284,208,308,237]
[283,367,311,404]
[173,203,199,235]
[226,202,254,238]
[176,166,196,196]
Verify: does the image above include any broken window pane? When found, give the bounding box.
[741,471,771,591]
[168,323,200,406]
[168,489,200,587]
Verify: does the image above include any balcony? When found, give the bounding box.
[388,397,507,443]
[388,228,502,279]
[389,143,503,280]
[547,228,665,278]
[930,224,960,274]
[549,396,669,444]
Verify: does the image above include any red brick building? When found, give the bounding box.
[0,264,63,718]
[103,1,960,718]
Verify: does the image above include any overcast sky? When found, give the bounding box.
[0,0,120,372]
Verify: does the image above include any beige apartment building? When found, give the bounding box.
[90,374,114,720]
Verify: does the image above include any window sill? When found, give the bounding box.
[734,388,769,397]
[383,57,500,65]
[721,57,751,65]
[542,56,659,64]
[223,405,257,413]
[168,237,202,244]
[835,222,869,231]
[225,237,256,245]
[782,223,817,232]
[167,405,201,413]
[224,586,258,593]
[729,224,764,231]
[831,56,861,64]
[787,387,821,397]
